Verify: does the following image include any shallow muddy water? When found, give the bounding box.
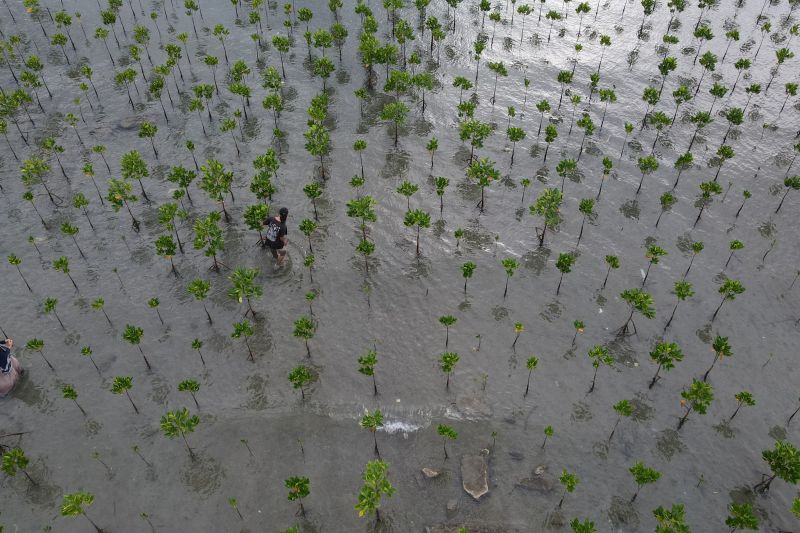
[1,0,800,531]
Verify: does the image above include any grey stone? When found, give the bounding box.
[461,455,488,500]
[422,467,440,478]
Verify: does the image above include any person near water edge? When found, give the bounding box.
[0,337,23,398]
[264,207,289,265]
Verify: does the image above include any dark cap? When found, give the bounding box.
[279,207,289,218]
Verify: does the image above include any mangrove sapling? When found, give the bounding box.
[640,88,660,131]
[725,502,759,532]
[192,339,206,366]
[293,317,315,357]
[609,400,632,442]
[647,111,671,154]
[729,391,755,422]
[239,438,254,458]
[557,159,577,193]
[664,281,693,332]
[778,85,799,119]
[602,255,620,289]
[7,255,31,292]
[702,335,732,382]
[619,288,655,335]
[232,320,255,362]
[284,476,311,518]
[776,176,800,214]
[545,9,562,42]
[2,447,37,485]
[523,356,540,397]
[587,345,613,393]
[106,178,140,231]
[574,199,595,247]
[636,156,658,195]
[656,192,676,228]
[80,346,101,375]
[224,497,243,522]
[146,298,164,325]
[617,122,633,160]
[360,409,384,457]
[178,379,200,409]
[193,212,225,270]
[671,85,692,125]
[158,202,186,254]
[708,83,729,115]
[516,179,532,207]
[694,181,723,227]
[22,191,47,228]
[155,235,179,275]
[454,228,464,249]
[712,279,745,323]
[437,424,458,460]
[569,518,596,533]
[229,268,262,318]
[111,376,138,414]
[576,114,595,160]
[395,181,419,212]
[724,240,744,270]
[555,253,575,296]
[462,262,476,293]
[53,256,79,291]
[427,137,439,169]
[403,209,431,255]
[677,379,714,430]
[541,425,554,449]
[289,365,314,401]
[187,279,212,324]
[72,193,95,230]
[649,342,684,389]
[358,348,379,395]
[439,316,457,348]
[122,324,151,370]
[355,459,395,524]
[642,244,667,286]
[598,89,617,132]
[43,298,65,330]
[536,99,551,137]
[459,120,493,164]
[433,176,450,215]
[543,124,558,163]
[61,491,102,532]
[160,408,199,460]
[530,188,563,247]
[753,440,800,493]
[200,160,234,222]
[500,258,520,298]
[558,470,579,509]
[512,323,524,349]
[303,182,323,221]
[628,462,660,503]
[440,351,459,389]
[62,385,86,416]
[304,254,316,283]
[92,298,113,327]
[91,451,115,478]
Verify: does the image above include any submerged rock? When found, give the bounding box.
[461,455,488,500]
[515,465,555,493]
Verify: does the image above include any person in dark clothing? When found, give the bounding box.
[264,207,289,265]
[0,338,22,398]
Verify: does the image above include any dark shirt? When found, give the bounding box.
[1,342,10,374]
[265,216,287,249]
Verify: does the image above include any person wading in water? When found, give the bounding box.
[0,338,23,398]
[264,207,289,266]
